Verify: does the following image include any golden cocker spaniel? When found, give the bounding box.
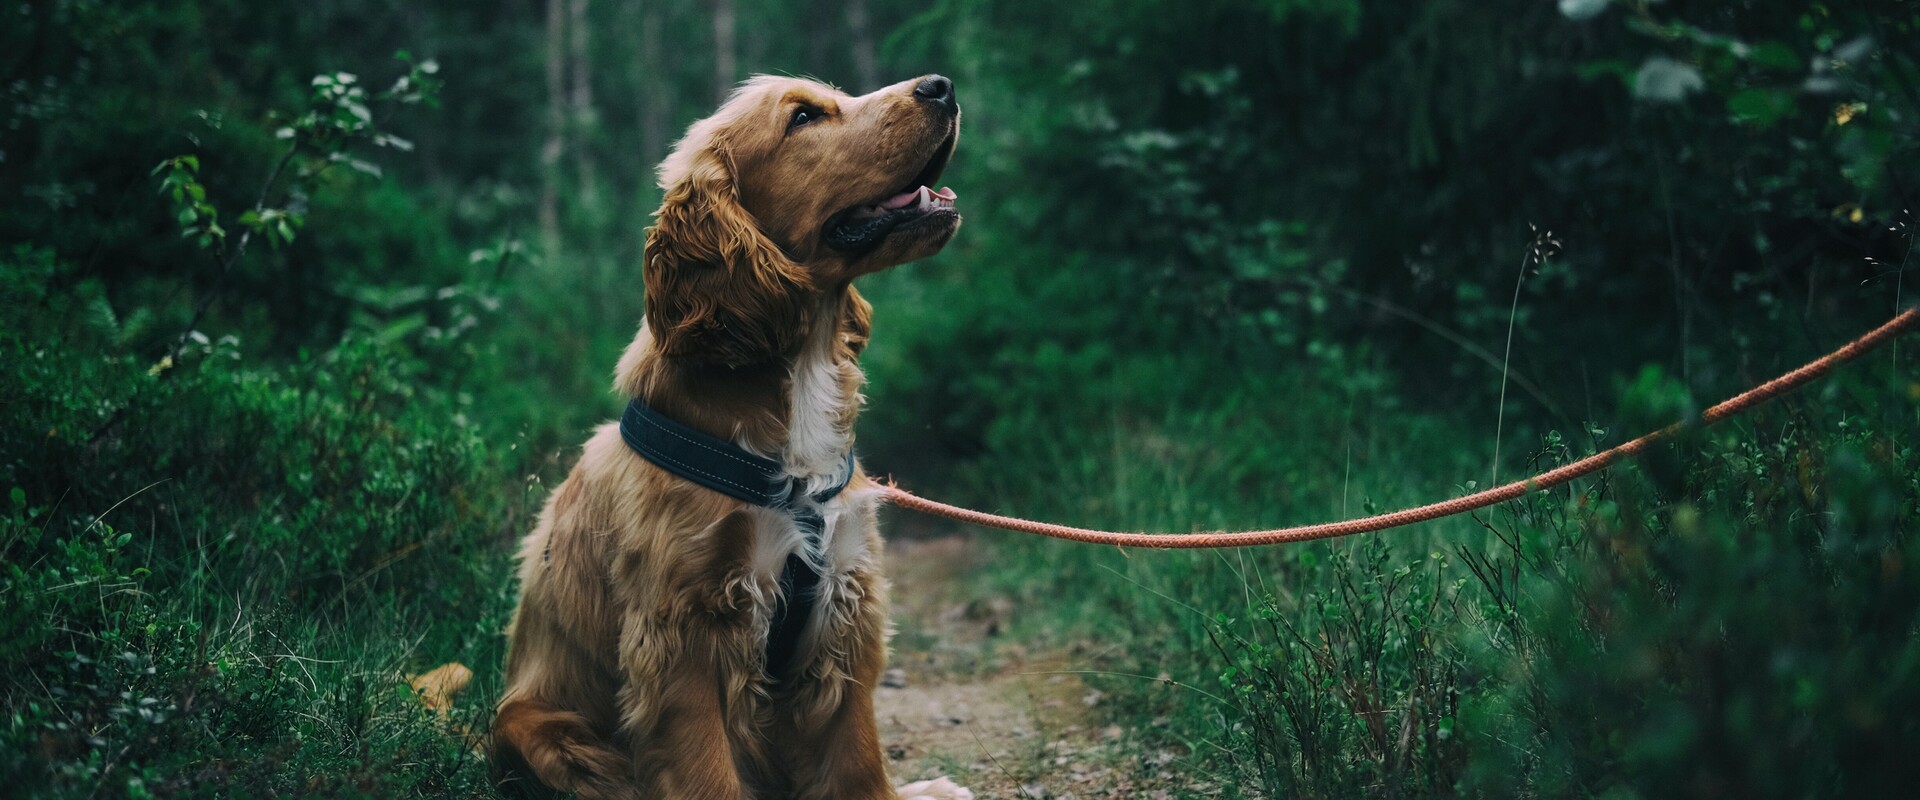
[491,74,968,800]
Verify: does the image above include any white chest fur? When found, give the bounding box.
[783,300,861,497]
[739,486,880,580]
[738,486,882,667]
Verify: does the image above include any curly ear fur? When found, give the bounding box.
[840,285,873,357]
[645,133,813,368]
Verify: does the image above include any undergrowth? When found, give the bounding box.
[8,1,1920,797]
[912,327,1919,798]
[2,248,518,797]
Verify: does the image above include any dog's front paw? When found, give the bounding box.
[896,776,973,800]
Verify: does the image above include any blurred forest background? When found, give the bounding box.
[4,0,1918,796]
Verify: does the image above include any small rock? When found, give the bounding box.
[881,668,909,688]
[897,776,973,800]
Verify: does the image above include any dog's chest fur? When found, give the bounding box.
[736,296,874,618]
[780,295,862,497]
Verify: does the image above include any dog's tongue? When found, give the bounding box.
[880,186,959,209]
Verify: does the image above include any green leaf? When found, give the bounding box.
[1750,41,1800,72]
[9,487,23,507]
[1727,88,1793,126]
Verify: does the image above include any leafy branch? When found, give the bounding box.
[147,53,442,376]
[88,54,442,447]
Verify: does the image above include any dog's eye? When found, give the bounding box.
[788,105,823,133]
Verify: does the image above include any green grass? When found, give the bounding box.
[8,1,1920,795]
[3,248,521,797]
[917,352,1920,794]
[905,331,1920,798]
[8,232,1917,798]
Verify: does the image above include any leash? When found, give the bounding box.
[881,308,1918,549]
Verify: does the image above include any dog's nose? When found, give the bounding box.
[913,75,954,108]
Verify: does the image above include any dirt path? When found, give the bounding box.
[876,537,1193,799]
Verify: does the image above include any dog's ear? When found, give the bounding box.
[645,142,812,368]
[840,285,873,357]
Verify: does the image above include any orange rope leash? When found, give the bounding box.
[880,308,1918,549]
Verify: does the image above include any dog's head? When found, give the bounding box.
[645,74,961,367]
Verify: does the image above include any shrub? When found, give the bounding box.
[1,247,513,797]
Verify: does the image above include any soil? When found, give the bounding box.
[876,536,1198,800]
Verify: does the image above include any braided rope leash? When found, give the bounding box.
[881,308,1918,549]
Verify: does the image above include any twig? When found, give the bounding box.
[162,140,301,368]
[81,478,173,535]
[964,722,1034,798]
[1492,227,1561,485]
[86,140,301,448]
[1491,247,1530,486]
[1894,211,1913,370]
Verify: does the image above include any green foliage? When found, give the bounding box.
[1456,401,1920,796]
[1206,539,1462,796]
[4,0,1918,796]
[2,247,511,796]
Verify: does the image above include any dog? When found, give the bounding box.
[490,74,967,800]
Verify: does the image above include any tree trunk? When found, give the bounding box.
[846,0,877,92]
[709,0,736,103]
[806,0,832,81]
[540,0,567,256]
[569,0,597,216]
[637,0,668,170]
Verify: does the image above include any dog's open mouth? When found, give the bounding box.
[823,130,959,254]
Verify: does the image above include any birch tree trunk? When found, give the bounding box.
[637,0,667,169]
[846,0,877,92]
[709,0,736,103]
[569,0,597,211]
[540,0,567,256]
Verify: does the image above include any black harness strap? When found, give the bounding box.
[616,398,853,680]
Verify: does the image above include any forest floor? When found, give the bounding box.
[876,536,1206,799]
